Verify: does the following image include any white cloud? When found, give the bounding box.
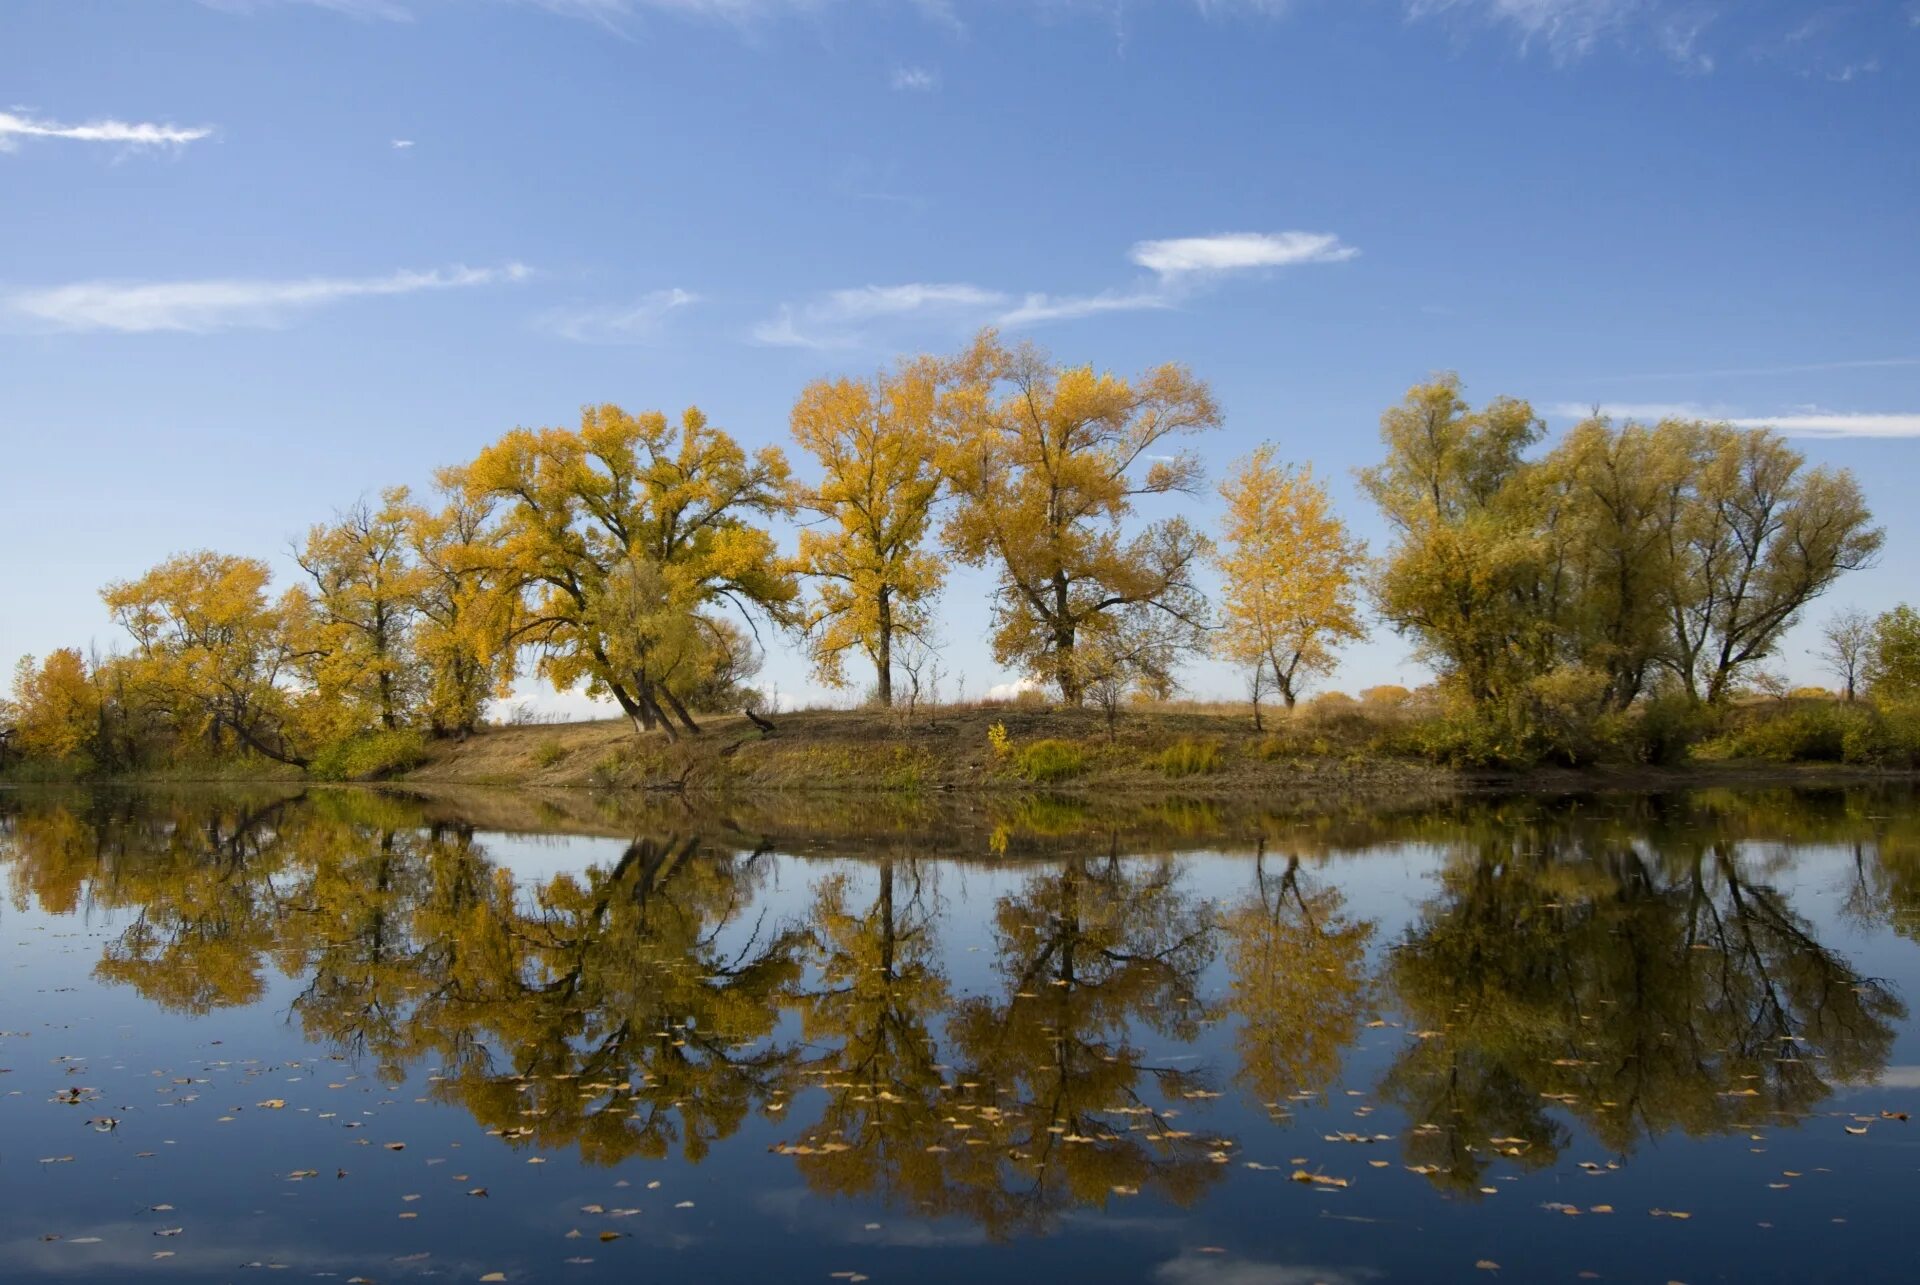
[1405,0,1648,59]
[391,138,415,148]
[0,110,211,152]
[984,676,1047,701]
[821,282,1006,319]
[751,305,858,350]
[6,262,531,333]
[1547,401,1920,439]
[1404,0,1724,68]
[1130,230,1358,278]
[1738,411,1920,439]
[757,227,1354,345]
[996,288,1171,327]
[753,283,1007,347]
[538,287,699,343]
[891,65,939,91]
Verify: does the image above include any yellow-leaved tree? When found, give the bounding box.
[467,404,796,739]
[790,354,952,706]
[941,331,1221,704]
[8,648,101,764]
[291,487,427,736]
[405,466,521,737]
[102,551,310,766]
[1215,446,1367,722]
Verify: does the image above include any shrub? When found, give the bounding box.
[986,722,1012,758]
[1695,701,1873,763]
[1157,739,1223,777]
[1360,685,1411,709]
[533,738,569,768]
[1258,728,1332,760]
[1013,738,1086,783]
[309,729,427,782]
[1396,705,1532,769]
[1842,701,1920,768]
[1594,693,1717,765]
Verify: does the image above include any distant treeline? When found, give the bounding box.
[3,330,1917,776]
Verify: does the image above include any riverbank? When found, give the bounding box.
[9,705,1916,800]
[395,706,1918,798]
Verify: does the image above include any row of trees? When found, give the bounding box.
[1,333,1903,772]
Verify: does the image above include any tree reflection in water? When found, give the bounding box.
[0,787,1910,1233]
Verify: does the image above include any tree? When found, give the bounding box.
[8,648,101,764]
[1866,604,1920,703]
[1657,423,1881,704]
[791,356,951,706]
[1817,608,1874,702]
[102,551,311,766]
[1545,417,1696,709]
[406,466,520,737]
[1215,447,1367,713]
[467,404,797,738]
[1359,375,1551,704]
[941,331,1221,704]
[292,487,426,735]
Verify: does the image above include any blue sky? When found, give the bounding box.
[3,0,1917,712]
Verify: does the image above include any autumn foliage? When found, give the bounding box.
[0,341,1900,778]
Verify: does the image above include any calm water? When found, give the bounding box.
[3,786,1919,1284]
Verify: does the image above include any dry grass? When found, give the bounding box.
[403,702,1442,798]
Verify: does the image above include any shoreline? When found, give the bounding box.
[7,707,1918,801]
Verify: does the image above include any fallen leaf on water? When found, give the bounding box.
[481,1275,507,1282]
[153,1228,182,1237]
[1476,1262,1500,1272]
[1844,1126,1868,1136]
[1290,1169,1350,1189]
[598,1232,624,1243]
[258,1099,285,1109]
[384,1143,406,1151]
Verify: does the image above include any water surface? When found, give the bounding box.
[3,785,1917,1283]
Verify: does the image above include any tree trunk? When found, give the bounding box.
[876,588,894,708]
[635,677,678,744]
[608,680,654,732]
[660,685,702,735]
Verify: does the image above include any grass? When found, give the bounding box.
[25,689,1914,796]
[1157,739,1223,777]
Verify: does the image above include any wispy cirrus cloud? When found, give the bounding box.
[753,282,1006,348]
[890,65,939,91]
[996,288,1171,327]
[1130,230,1357,278]
[538,287,699,343]
[5,262,531,333]
[1405,0,1703,63]
[756,228,1355,347]
[0,110,212,152]
[1547,401,1920,439]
